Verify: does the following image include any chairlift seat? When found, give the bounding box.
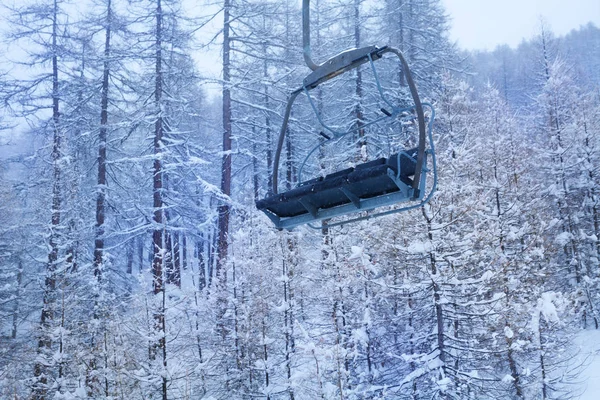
[259,9,435,230]
[256,148,420,225]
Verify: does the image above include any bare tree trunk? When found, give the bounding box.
[182,234,187,270]
[538,320,548,399]
[422,207,448,398]
[283,250,295,400]
[385,0,406,85]
[152,0,165,295]
[87,4,113,391]
[165,232,174,284]
[138,236,144,273]
[252,128,260,201]
[126,243,133,275]
[151,1,167,399]
[333,260,351,395]
[173,232,180,283]
[216,0,232,283]
[262,318,270,399]
[165,229,181,287]
[353,0,366,159]
[11,262,22,339]
[407,290,418,398]
[501,51,509,103]
[262,25,273,192]
[285,128,295,189]
[94,0,112,284]
[231,245,242,371]
[210,224,217,286]
[33,1,61,397]
[492,149,524,399]
[197,237,206,290]
[190,250,206,396]
[363,281,373,383]
[408,0,415,62]
[282,7,297,398]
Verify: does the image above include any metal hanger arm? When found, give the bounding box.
[383,47,427,194]
[303,0,319,71]
[272,90,300,194]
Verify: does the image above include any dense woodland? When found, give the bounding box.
[0,0,599,399]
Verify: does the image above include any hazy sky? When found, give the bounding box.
[441,0,600,50]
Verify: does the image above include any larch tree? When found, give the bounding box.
[2,0,76,397]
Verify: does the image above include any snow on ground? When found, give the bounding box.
[575,329,600,400]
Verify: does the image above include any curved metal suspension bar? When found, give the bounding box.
[382,47,427,193]
[303,0,319,71]
[367,52,396,111]
[272,90,300,194]
[302,85,346,138]
[272,46,427,197]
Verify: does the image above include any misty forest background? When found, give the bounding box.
[0,0,600,399]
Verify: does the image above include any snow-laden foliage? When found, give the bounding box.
[0,0,599,399]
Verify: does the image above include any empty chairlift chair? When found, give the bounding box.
[256,1,436,230]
